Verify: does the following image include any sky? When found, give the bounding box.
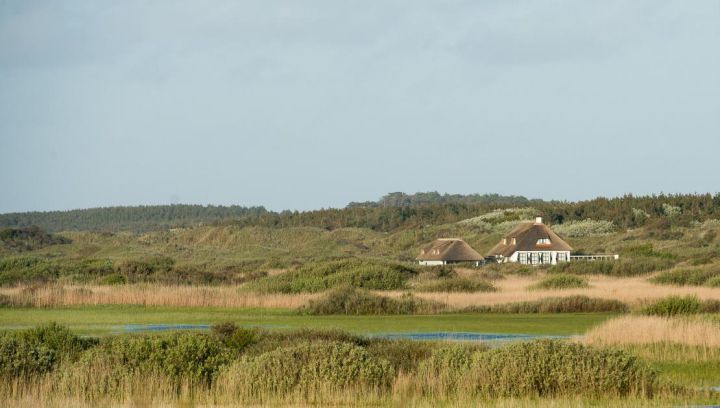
[1,1,719,213]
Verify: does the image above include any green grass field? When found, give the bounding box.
[0,306,616,336]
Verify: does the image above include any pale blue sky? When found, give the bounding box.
[1,1,719,213]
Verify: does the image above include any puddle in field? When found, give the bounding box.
[117,325,568,344]
[370,332,570,344]
[119,324,288,333]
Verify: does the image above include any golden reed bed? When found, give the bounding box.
[406,275,720,309]
[1,274,720,309]
[584,315,720,348]
[0,284,319,309]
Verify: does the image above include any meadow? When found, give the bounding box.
[2,199,720,405]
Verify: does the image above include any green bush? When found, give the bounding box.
[528,274,589,290]
[365,339,436,373]
[211,322,257,351]
[552,219,615,237]
[548,257,675,277]
[216,341,395,397]
[96,273,126,285]
[0,323,95,377]
[114,256,175,282]
[246,259,416,294]
[414,277,495,293]
[650,265,720,286]
[706,275,720,287]
[58,332,232,396]
[305,286,443,315]
[464,295,628,313]
[416,344,487,395]
[641,295,720,316]
[463,340,657,398]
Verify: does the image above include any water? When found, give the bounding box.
[369,332,569,344]
[117,324,568,344]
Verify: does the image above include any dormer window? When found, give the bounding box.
[511,238,517,245]
[502,238,507,245]
[537,238,551,245]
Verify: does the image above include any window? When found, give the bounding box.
[531,252,539,265]
[537,238,551,245]
[519,252,528,264]
[557,252,568,262]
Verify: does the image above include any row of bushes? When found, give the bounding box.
[0,255,273,286]
[245,259,417,293]
[650,265,720,287]
[640,295,720,316]
[548,257,676,276]
[305,286,444,315]
[464,296,629,314]
[0,324,661,401]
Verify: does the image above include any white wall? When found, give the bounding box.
[418,260,446,266]
[506,251,571,265]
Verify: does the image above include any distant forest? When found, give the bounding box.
[1,192,719,233]
[0,205,268,233]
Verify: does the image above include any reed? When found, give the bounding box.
[584,316,720,348]
[0,284,318,308]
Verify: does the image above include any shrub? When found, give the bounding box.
[552,219,615,237]
[706,276,720,287]
[528,274,589,290]
[365,339,436,373]
[215,341,394,397]
[641,295,720,316]
[650,265,720,286]
[246,259,416,294]
[0,323,95,377]
[414,277,495,293]
[211,322,257,351]
[305,286,443,315]
[463,296,628,314]
[96,273,126,285]
[0,226,70,251]
[114,256,175,282]
[416,344,487,396]
[57,332,232,396]
[548,257,675,276]
[463,340,657,398]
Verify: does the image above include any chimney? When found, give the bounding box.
[535,217,543,224]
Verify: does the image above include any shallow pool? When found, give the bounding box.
[118,324,570,343]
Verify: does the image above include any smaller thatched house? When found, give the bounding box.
[416,238,484,266]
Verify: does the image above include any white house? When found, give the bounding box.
[416,238,484,266]
[486,217,572,265]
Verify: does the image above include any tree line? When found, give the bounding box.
[1,193,719,233]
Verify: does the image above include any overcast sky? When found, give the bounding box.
[1,1,719,213]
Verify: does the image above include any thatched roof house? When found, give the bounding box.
[416,238,484,266]
[487,217,572,265]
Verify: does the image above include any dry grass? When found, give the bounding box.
[584,315,720,348]
[397,274,720,309]
[2,274,720,310]
[0,284,318,309]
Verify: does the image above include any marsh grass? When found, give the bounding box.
[463,296,629,314]
[640,295,720,316]
[584,316,720,348]
[650,264,720,286]
[305,286,445,315]
[528,274,589,290]
[414,277,496,293]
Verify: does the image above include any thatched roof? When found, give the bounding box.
[487,218,572,257]
[416,238,484,262]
